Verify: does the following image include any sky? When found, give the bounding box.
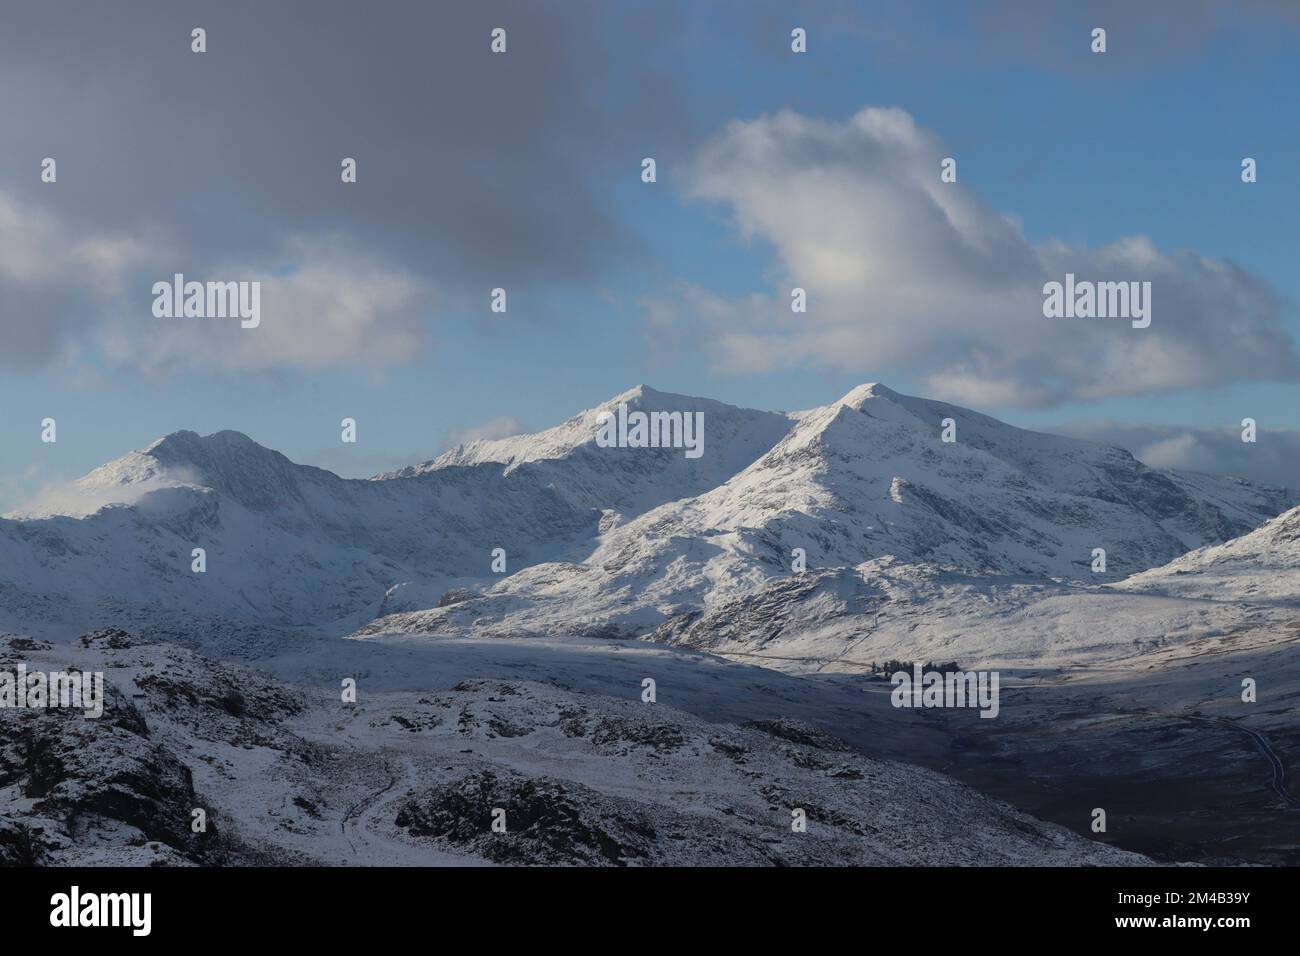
[3,0,1300,510]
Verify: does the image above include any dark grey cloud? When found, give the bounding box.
[0,0,691,367]
[1,0,652,272]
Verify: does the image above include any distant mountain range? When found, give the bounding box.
[1,383,1294,651]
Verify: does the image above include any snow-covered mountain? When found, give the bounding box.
[1,382,1292,646]
[1,428,594,629]
[384,385,793,519]
[0,388,781,630]
[1120,503,1300,602]
[355,383,1295,643]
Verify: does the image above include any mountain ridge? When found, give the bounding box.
[1,383,1294,646]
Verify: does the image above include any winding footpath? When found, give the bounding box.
[1181,714,1300,809]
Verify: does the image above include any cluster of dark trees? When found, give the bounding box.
[867,659,963,678]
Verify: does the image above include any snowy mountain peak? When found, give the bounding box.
[836,382,901,409]
[138,429,277,477]
[387,385,789,479]
[40,429,345,523]
[48,431,270,503]
[145,428,262,454]
[607,383,678,406]
[142,428,201,453]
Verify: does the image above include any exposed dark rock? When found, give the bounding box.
[0,705,216,862]
[437,588,477,608]
[744,717,854,753]
[559,710,687,754]
[4,636,52,653]
[0,817,43,866]
[394,770,657,865]
[77,628,137,650]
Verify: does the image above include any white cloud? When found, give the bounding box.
[444,416,531,450]
[1134,433,1215,473]
[4,465,203,519]
[0,192,167,362]
[0,190,433,373]
[95,236,432,374]
[664,107,1300,408]
[0,193,159,288]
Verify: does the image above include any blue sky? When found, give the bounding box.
[2,1,1299,509]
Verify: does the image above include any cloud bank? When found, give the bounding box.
[1053,421,1300,490]
[0,193,434,372]
[655,107,1300,408]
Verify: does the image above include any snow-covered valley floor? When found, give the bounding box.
[1,629,1154,867]
[6,593,1295,866]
